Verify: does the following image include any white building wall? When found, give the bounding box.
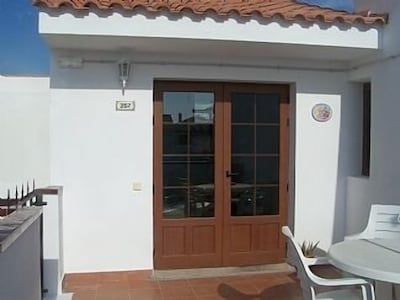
[50,54,361,272]
[347,2,400,235]
[0,217,42,300]
[0,76,50,192]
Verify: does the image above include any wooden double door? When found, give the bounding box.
[154,81,289,269]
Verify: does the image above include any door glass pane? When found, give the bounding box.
[256,126,279,154]
[190,124,214,154]
[162,91,215,219]
[190,187,214,217]
[232,125,254,154]
[190,156,214,185]
[232,93,254,123]
[163,188,187,219]
[231,185,254,216]
[164,92,214,123]
[231,157,254,184]
[231,92,280,216]
[255,187,279,215]
[163,157,188,187]
[163,124,188,154]
[256,94,280,123]
[256,157,279,185]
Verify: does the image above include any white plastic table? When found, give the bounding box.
[329,239,400,299]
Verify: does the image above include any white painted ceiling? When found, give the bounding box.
[44,34,379,65]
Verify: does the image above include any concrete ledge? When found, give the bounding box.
[44,293,73,300]
[153,263,295,280]
[0,207,42,252]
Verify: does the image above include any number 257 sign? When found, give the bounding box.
[116,101,135,111]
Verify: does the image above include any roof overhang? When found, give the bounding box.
[39,9,382,65]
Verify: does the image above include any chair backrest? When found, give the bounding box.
[281,226,318,300]
[363,205,400,239]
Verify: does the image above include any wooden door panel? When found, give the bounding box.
[163,226,185,256]
[154,81,224,269]
[192,225,216,254]
[154,81,289,269]
[222,84,289,267]
[257,223,280,251]
[229,224,252,252]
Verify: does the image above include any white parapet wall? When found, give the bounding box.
[0,75,50,191]
[0,209,42,300]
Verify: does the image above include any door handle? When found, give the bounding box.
[226,171,238,178]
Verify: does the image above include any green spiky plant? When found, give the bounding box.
[300,241,320,258]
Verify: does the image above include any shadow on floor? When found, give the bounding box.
[218,282,302,300]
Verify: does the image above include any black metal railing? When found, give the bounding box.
[0,181,60,297]
[0,180,48,216]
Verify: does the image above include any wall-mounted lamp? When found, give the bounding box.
[118,60,131,96]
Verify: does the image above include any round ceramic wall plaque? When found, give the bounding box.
[312,103,332,122]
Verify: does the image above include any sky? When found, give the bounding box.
[0,0,50,75]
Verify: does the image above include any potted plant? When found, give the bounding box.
[300,240,320,258]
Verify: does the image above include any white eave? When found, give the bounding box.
[38,10,382,63]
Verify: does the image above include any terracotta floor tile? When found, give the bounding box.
[64,285,98,294]
[251,275,295,292]
[71,289,97,300]
[98,281,130,290]
[128,279,160,290]
[96,289,131,300]
[64,270,302,300]
[196,295,225,300]
[125,270,153,281]
[191,283,221,296]
[218,282,259,298]
[99,271,129,283]
[129,288,162,300]
[217,276,248,284]
[160,285,196,298]
[163,297,196,300]
[65,273,100,285]
[158,279,189,287]
[259,282,302,300]
[188,277,221,286]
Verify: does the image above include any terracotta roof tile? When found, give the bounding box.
[33,0,387,25]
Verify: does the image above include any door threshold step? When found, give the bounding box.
[152,263,295,280]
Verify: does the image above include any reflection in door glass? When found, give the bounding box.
[163,188,187,218]
[163,92,214,124]
[162,92,215,219]
[231,92,280,216]
[255,187,279,215]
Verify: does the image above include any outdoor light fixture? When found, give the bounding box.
[118,60,131,96]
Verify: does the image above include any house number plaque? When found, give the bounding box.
[116,101,135,111]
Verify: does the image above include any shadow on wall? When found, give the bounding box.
[331,82,363,243]
[43,259,62,296]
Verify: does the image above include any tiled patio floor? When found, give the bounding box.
[63,270,303,300]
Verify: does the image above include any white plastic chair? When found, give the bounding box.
[345,204,400,240]
[281,226,375,300]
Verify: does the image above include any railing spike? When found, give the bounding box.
[27,181,30,193]
[7,189,10,200]
[33,179,36,190]
[21,184,25,197]
[15,185,18,199]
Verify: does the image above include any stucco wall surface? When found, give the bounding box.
[0,76,50,193]
[49,53,362,272]
[347,2,400,235]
